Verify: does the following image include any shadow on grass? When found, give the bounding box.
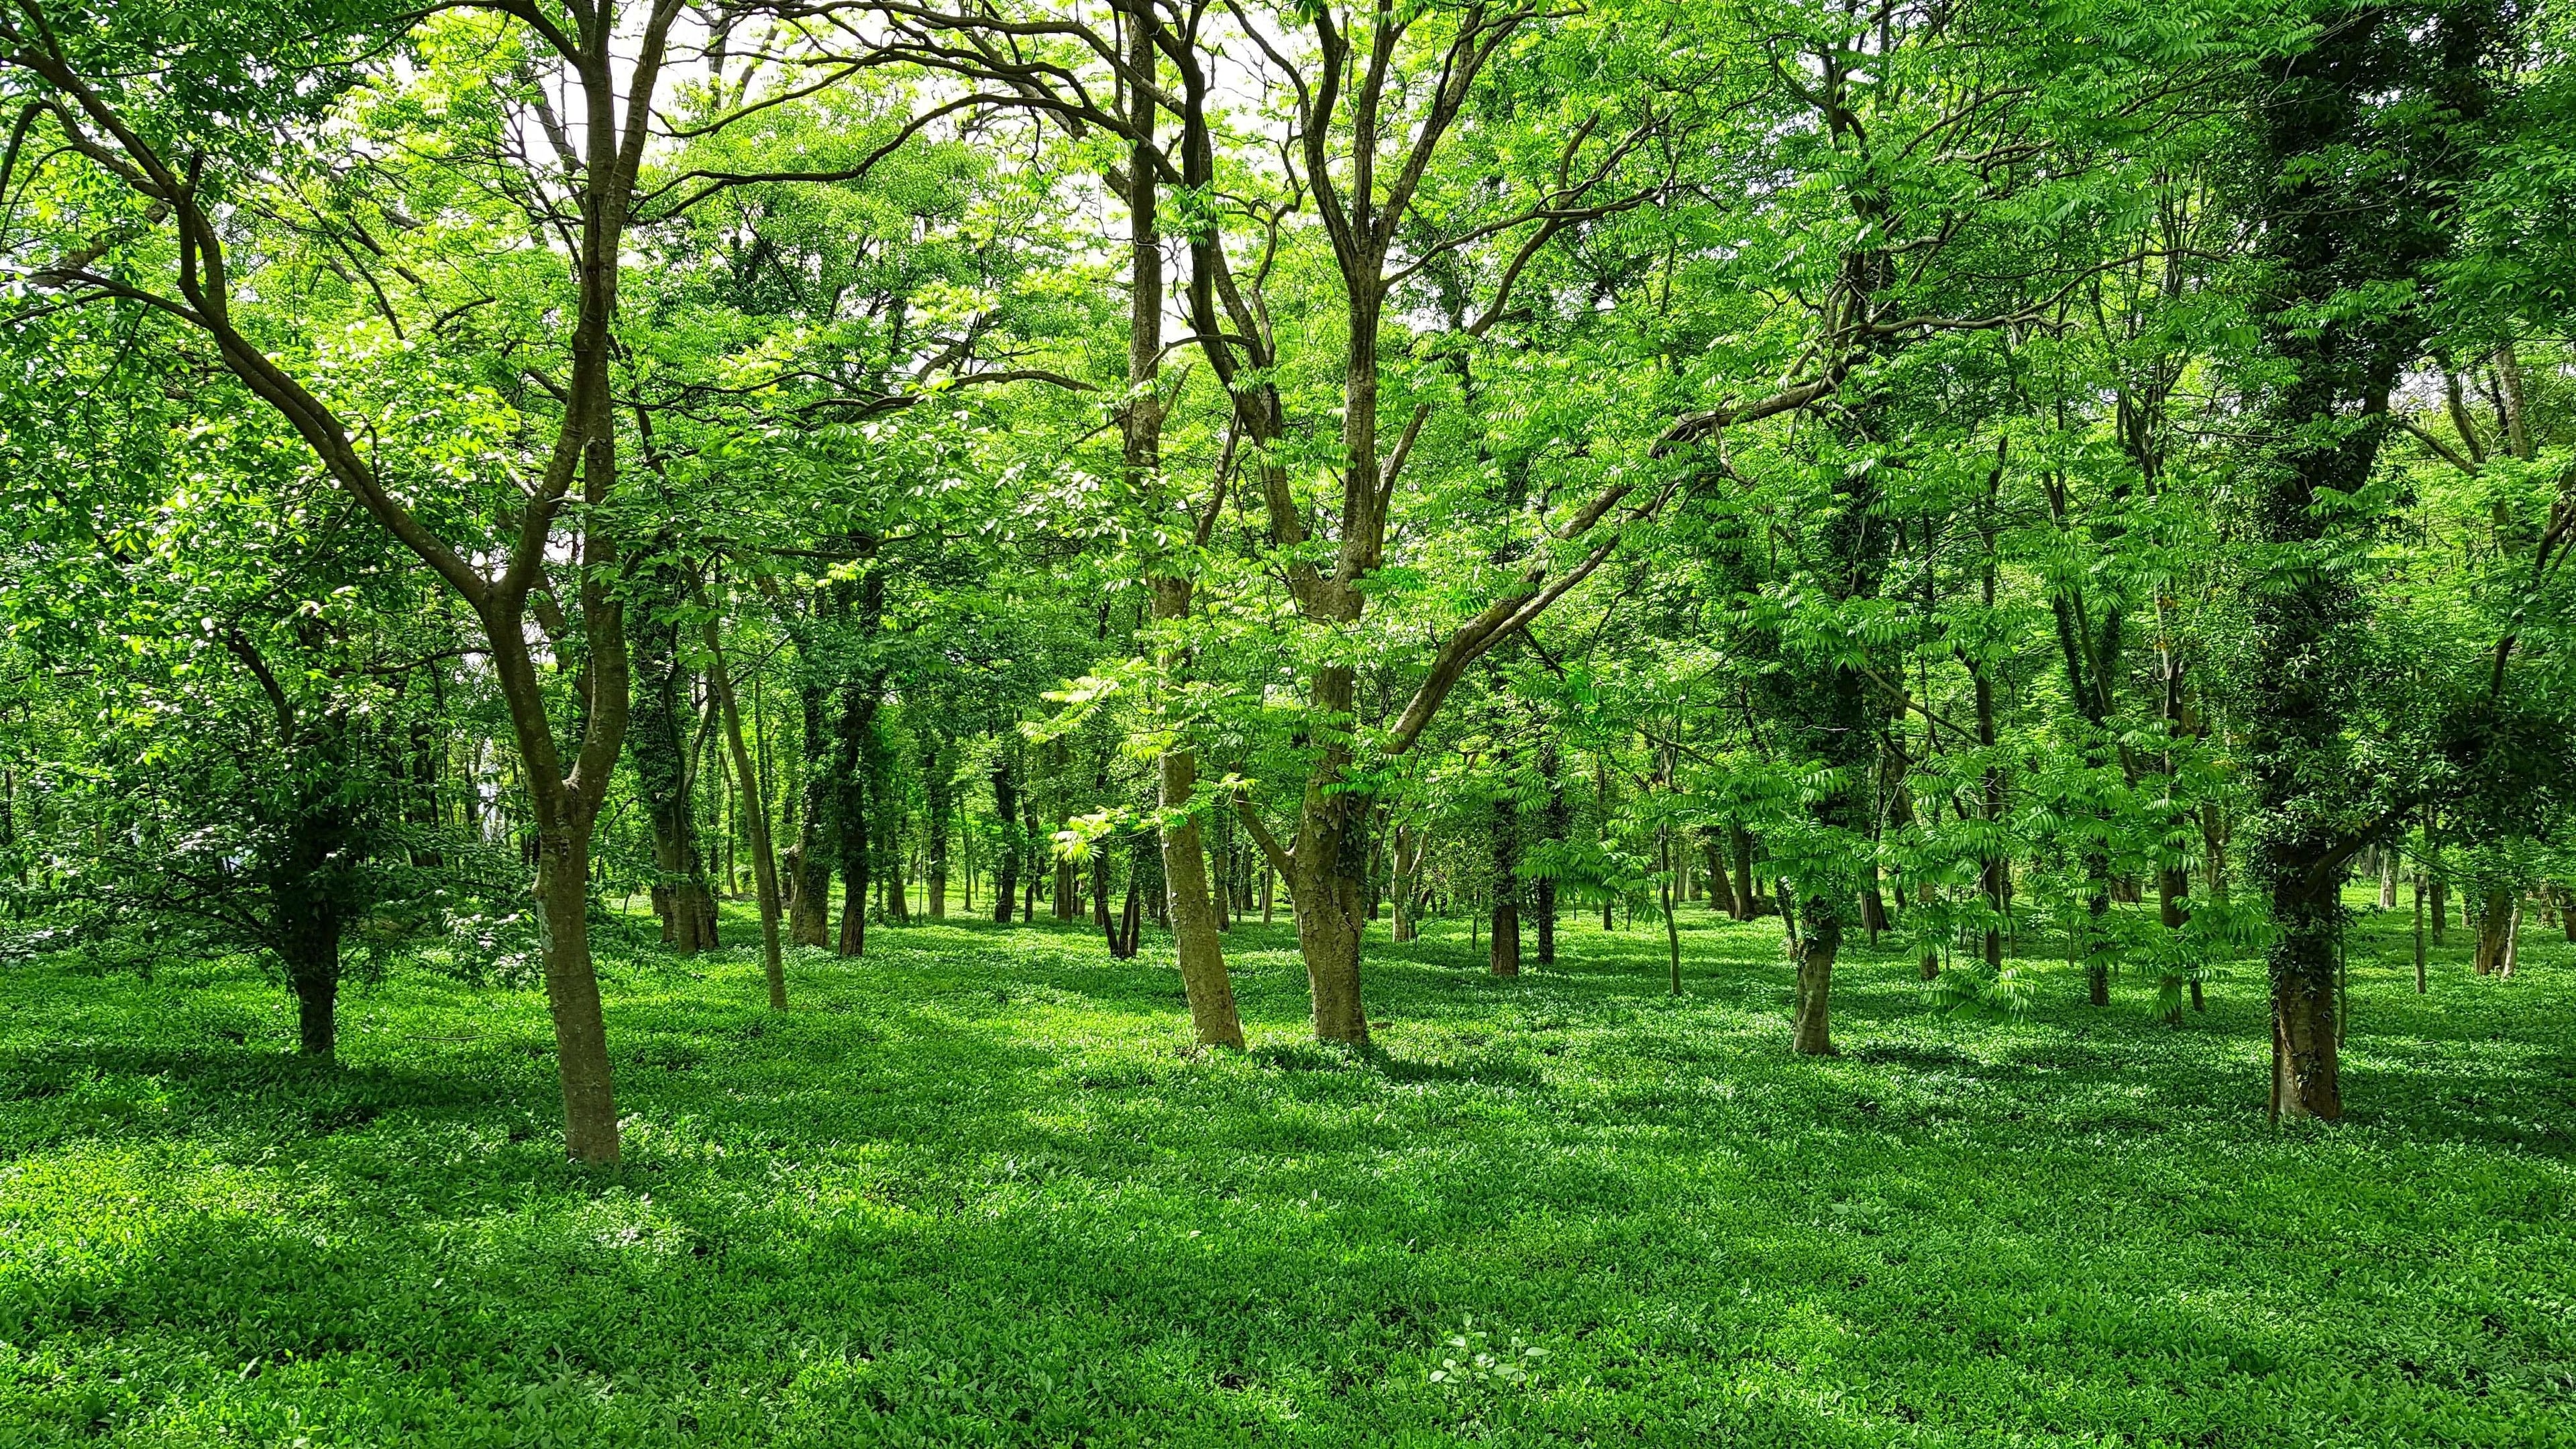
[4,902,2573,1444]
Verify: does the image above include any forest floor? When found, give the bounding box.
[0,900,2571,1446]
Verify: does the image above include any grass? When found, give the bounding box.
[1,898,2572,1446]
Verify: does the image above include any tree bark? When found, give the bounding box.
[627,572,717,953]
[2473,884,2516,975]
[704,612,786,1010]
[835,686,876,958]
[279,904,341,1059]
[991,748,1021,924]
[2241,0,2498,1124]
[1388,822,1422,943]
[1490,793,1521,978]
[788,680,832,947]
[533,825,618,1164]
[922,735,951,920]
[1159,732,1243,1046]
[1791,911,1841,1056]
[1704,831,1735,916]
[2159,863,2194,1022]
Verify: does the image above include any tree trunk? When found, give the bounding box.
[1092,849,1124,957]
[1596,753,1615,932]
[1705,832,1737,916]
[1661,826,1682,996]
[291,965,337,1057]
[1212,812,1233,932]
[2159,864,2194,1024]
[1536,741,1565,963]
[788,682,833,948]
[533,826,619,1163]
[2414,877,2428,994]
[2240,0,2496,1124]
[1490,793,1521,977]
[1114,859,1143,957]
[835,688,875,959]
[1278,657,1374,1042]
[1160,741,1243,1047]
[705,614,786,1010]
[922,736,951,919]
[1731,825,1757,922]
[492,574,629,1167]
[2473,885,2515,975]
[1022,785,1040,924]
[1293,844,1367,1041]
[279,905,341,1059]
[991,750,1020,924]
[629,590,716,953]
[1388,823,1419,943]
[1791,909,1841,1056]
[871,724,906,927]
[2268,863,2343,1122]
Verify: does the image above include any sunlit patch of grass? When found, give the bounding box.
[0,896,2571,1444]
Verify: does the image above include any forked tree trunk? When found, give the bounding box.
[1705,833,1737,916]
[44,5,657,1165]
[1093,850,1128,958]
[492,576,629,1168]
[1389,824,1422,944]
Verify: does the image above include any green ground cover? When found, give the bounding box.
[1,905,2570,1446]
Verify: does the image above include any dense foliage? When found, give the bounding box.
[1,0,2573,1438]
